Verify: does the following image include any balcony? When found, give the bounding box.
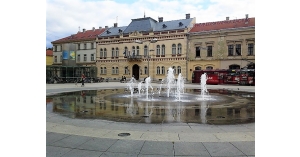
[127,55,143,61]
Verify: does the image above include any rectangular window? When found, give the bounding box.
[207,46,212,57]
[54,56,57,62]
[248,43,254,55]
[84,54,87,61]
[77,55,80,62]
[91,54,94,61]
[195,47,200,57]
[60,55,62,62]
[235,44,241,55]
[84,43,87,49]
[78,44,80,50]
[91,43,94,49]
[125,67,128,74]
[228,45,234,56]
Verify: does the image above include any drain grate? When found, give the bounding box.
[118,133,130,137]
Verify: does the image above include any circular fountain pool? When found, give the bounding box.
[46,88,255,125]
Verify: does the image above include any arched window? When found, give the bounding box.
[124,47,128,56]
[136,46,139,55]
[100,48,103,58]
[195,66,201,70]
[144,66,148,75]
[229,64,240,69]
[144,45,148,57]
[206,66,213,70]
[161,45,165,56]
[177,66,181,74]
[157,66,160,74]
[116,47,119,57]
[162,66,165,74]
[104,48,107,58]
[156,45,160,56]
[104,67,107,74]
[177,43,182,54]
[172,44,176,55]
[100,67,103,74]
[172,66,176,74]
[132,46,136,56]
[116,67,119,74]
[112,67,115,74]
[112,48,115,57]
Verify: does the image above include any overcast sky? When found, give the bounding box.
[46,0,255,48]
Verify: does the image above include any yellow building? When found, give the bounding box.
[96,14,196,82]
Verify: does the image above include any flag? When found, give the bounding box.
[123,51,126,55]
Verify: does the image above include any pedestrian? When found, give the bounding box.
[81,74,86,87]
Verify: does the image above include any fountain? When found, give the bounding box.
[126,77,137,97]
[200,73,210,100]
[166,67,175,97]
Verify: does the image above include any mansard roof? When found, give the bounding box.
[189,17,255,33]
[52,28,106,44]
[123,17,158,34]
[98,26,127,37]
[154,18,194,32]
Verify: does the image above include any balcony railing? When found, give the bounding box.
[127,55,143,61]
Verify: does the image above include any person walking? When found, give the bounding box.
[81,74,86,87]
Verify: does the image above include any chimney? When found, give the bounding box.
[114,23,118,27]
[226,17,229,20]
[245,14,249,19]
[92,27,95,31]
[99,26,102,29]
[105,26,108,29]
[83,28,86,33]
[158,17,163,22]
[186,13,190,19]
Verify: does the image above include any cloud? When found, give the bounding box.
[46,0,255,48]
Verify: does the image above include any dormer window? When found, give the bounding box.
[162,24,167,28]
[118,29,122,33]
[106,30,111,34]
[179,22,183,27]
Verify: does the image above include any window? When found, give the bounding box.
[207,46,212,57]
[248,43,254,55]
[195,66,201,70]
[91,43,94,49]
[100,48,103,58]
[104,67,107,74]
[112,48,115,57]
[125,67,129,74]
[100,67,103,74]
[177,43,182,54]
[177,66,181,74]
[54,45,57,52]
[84,54,87,61]
[84,43,87,49]
[78,44,80,50]
[144,67,148,74]
[206,66,213,70]
[132,46,135,56]
[54,56,57,62]
[60,55,62,62]
[116,67,119,74]
[104,48,107,58]
[91,54,95,61]
[235,44,241,55]
[229,64,240,69]
[172,44,176,55]
[136,46,140,55]
[172,66,176,74]
[124,47,128,57]
[228,45,234,56]
[157,66,160,74]
[144,45,148,57]
[196,47,201,57]
[161,66,165,74]
[116,48,119,57]
[156,45,160,56]
[77,54,80,62]
[112,67,115,74]
[161,45,165,56]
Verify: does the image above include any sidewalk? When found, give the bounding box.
[46,82,255,157]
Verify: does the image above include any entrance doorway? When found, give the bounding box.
[132,64,140,80]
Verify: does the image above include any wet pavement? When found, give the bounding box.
[46,82,255,157]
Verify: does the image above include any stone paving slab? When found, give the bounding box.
[76,137,118,151]
[61,149,103,157]
[174,142,211,156]
[202,142,246,156]
[106,139,144,154]
[140,141,174,156]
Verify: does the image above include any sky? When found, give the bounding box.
[46,0,255,48]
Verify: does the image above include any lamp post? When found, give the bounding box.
[135,38,158,77]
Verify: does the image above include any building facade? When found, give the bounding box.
[96,14,195,82]
[187,15,255,80]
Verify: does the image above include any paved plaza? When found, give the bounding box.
[46,82,255,157]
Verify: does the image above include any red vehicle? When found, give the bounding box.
[237,69,255,85]
[223,69,240,84]
[192,69,228,85]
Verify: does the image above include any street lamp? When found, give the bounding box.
[134,38,158,77]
